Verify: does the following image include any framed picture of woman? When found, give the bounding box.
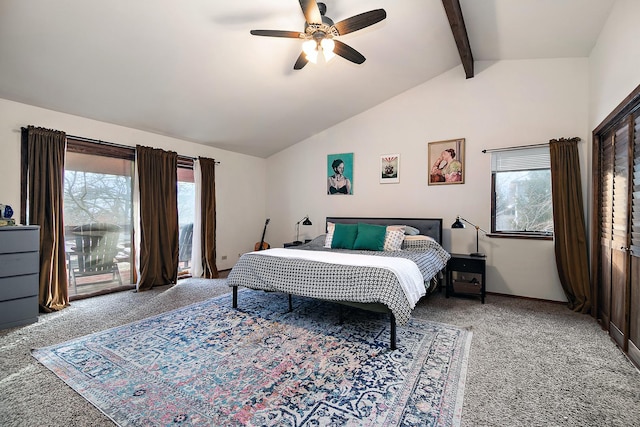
[327,153,353,195]
[428,138,465,185]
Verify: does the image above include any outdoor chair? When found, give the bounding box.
[68,222,123,291]
[179,223,194,268]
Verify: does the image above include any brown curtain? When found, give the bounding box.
[549,137,591,313]
[25,126,69,312]
[136,145,178,291]
[199,157,219,278]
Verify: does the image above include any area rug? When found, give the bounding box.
[32,290,472,426]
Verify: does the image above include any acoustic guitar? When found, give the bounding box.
[254,218,271,251]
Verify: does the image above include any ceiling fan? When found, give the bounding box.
[250,0,387,70]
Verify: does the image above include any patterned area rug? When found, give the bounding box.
[32,290,472,426]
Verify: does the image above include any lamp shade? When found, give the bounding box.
[451,217,465,228]
[302,217,312,226]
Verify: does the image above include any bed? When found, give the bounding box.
[227,217,450,349]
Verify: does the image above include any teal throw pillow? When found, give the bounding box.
[331,223,358,249]
[353,223,386,251]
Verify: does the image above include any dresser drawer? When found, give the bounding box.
[0,252,40,277]
[0,296,38,328]
[0,274,39,300]
[0,227,39,254]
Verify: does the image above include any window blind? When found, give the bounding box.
[491,146,550,172]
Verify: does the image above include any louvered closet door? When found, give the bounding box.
[610,121,631,349]
[628,115,640,366]
[599,130,615,327]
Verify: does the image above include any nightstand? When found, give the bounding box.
[283,239,311,248]
[446,253,486,304]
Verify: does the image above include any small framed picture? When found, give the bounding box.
[428,138,465,185]
[380,154,400,184]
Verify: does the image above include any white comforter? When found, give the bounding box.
[252,248,426,308]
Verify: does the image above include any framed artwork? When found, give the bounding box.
[428,138,465,185]
[380,154,400,184]
[327,153,354,195]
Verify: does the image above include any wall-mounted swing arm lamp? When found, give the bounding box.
[294,215,313,244]
[451,216,488,258]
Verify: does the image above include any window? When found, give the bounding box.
[491,146,553,237]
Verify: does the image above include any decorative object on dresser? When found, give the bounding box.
[451,215,488,257]
[446,253,486,304]
[0,226,40,329]
[0,203,15,226]
[293,215,312,244]
[0,203,14,219]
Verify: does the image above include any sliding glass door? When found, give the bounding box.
[178,166,195,276]
[64,150,134,296]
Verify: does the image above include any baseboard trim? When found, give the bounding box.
[485,291,567,305]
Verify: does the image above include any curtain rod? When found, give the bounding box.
[482,138,581,154]
[21,127,220,164]
[482,143,548,153]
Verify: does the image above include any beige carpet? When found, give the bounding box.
[1,279,639,426]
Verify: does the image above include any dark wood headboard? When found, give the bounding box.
[326,217,443,245]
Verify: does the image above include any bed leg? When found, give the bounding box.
[288,294,293,312]
[390,313,397,350]
[232,286,238,308]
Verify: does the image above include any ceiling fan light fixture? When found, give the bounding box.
[302,39,318,63]
[321,38,335,61]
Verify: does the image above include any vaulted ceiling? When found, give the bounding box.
[0,0,616,157]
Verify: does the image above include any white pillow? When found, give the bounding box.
[384,228,406,251]
[404,234,436,242]
[324,222,335,248]
[404,225,420,235]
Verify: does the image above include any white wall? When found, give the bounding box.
[584,0,640,299]
[589,0,640,129]
[0,98,266,271]
[267,58,590,301]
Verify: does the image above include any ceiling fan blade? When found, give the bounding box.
[250,30,304,38]
[333,40,366,64]
[293,52,309,70]
[299,0,322,24]
[333,9,387,35]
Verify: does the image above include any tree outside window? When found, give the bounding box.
[491,146,553,236]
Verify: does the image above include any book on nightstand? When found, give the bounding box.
[0,218,16,227]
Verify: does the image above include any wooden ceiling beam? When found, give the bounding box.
[442,0,474,79]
